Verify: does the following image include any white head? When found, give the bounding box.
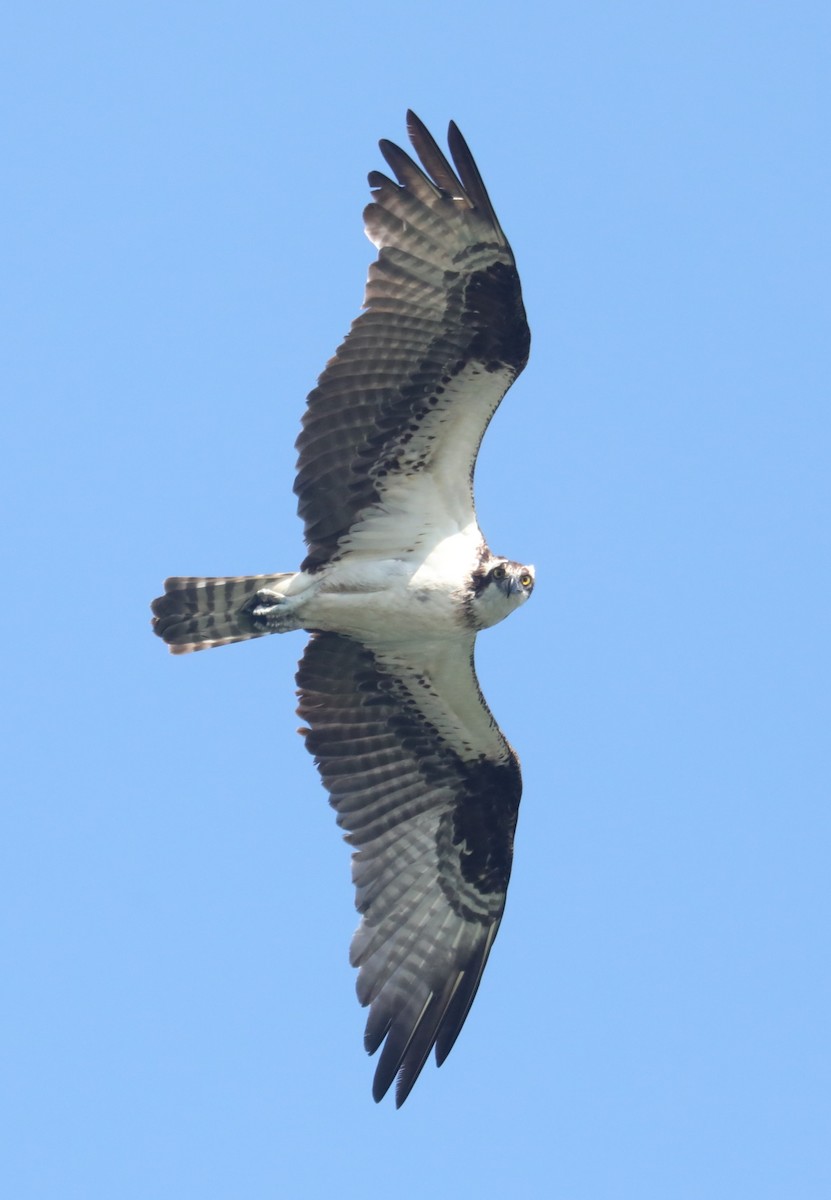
[466,556,535,630]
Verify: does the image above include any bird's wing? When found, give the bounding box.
[296,630,522,1106]
[295,111,530,572]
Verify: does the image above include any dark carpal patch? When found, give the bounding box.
[449,759,521,894]
[462,261,531,375]
[434,756,521,924]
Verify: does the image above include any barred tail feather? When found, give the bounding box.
[151,573,295,654]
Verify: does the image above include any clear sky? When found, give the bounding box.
[3,2,829,1197]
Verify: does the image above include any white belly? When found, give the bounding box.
[295,525,482,640]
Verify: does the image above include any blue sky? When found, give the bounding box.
[3,2,829,1196]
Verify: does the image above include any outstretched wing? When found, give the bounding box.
[295,112,530,572]
[296,631,522,1107]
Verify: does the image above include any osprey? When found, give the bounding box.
[152,112,533,1106]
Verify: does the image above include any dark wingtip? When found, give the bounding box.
[370,1062,418,1109]
[446,119,502,236]
[405,109,426,138]
[394,1068,419,1109]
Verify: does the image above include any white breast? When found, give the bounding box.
[297,523,484,642]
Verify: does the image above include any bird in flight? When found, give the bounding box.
[152,112,533,1106]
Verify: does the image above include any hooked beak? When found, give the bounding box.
[507,577,524,596]
[508,567,535,597]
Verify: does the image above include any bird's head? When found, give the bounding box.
[467,557,535,629]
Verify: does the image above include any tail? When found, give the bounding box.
[151,573,296,654]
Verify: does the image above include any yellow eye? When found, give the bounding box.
[492,566,506,580]
[520,572,533,588]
